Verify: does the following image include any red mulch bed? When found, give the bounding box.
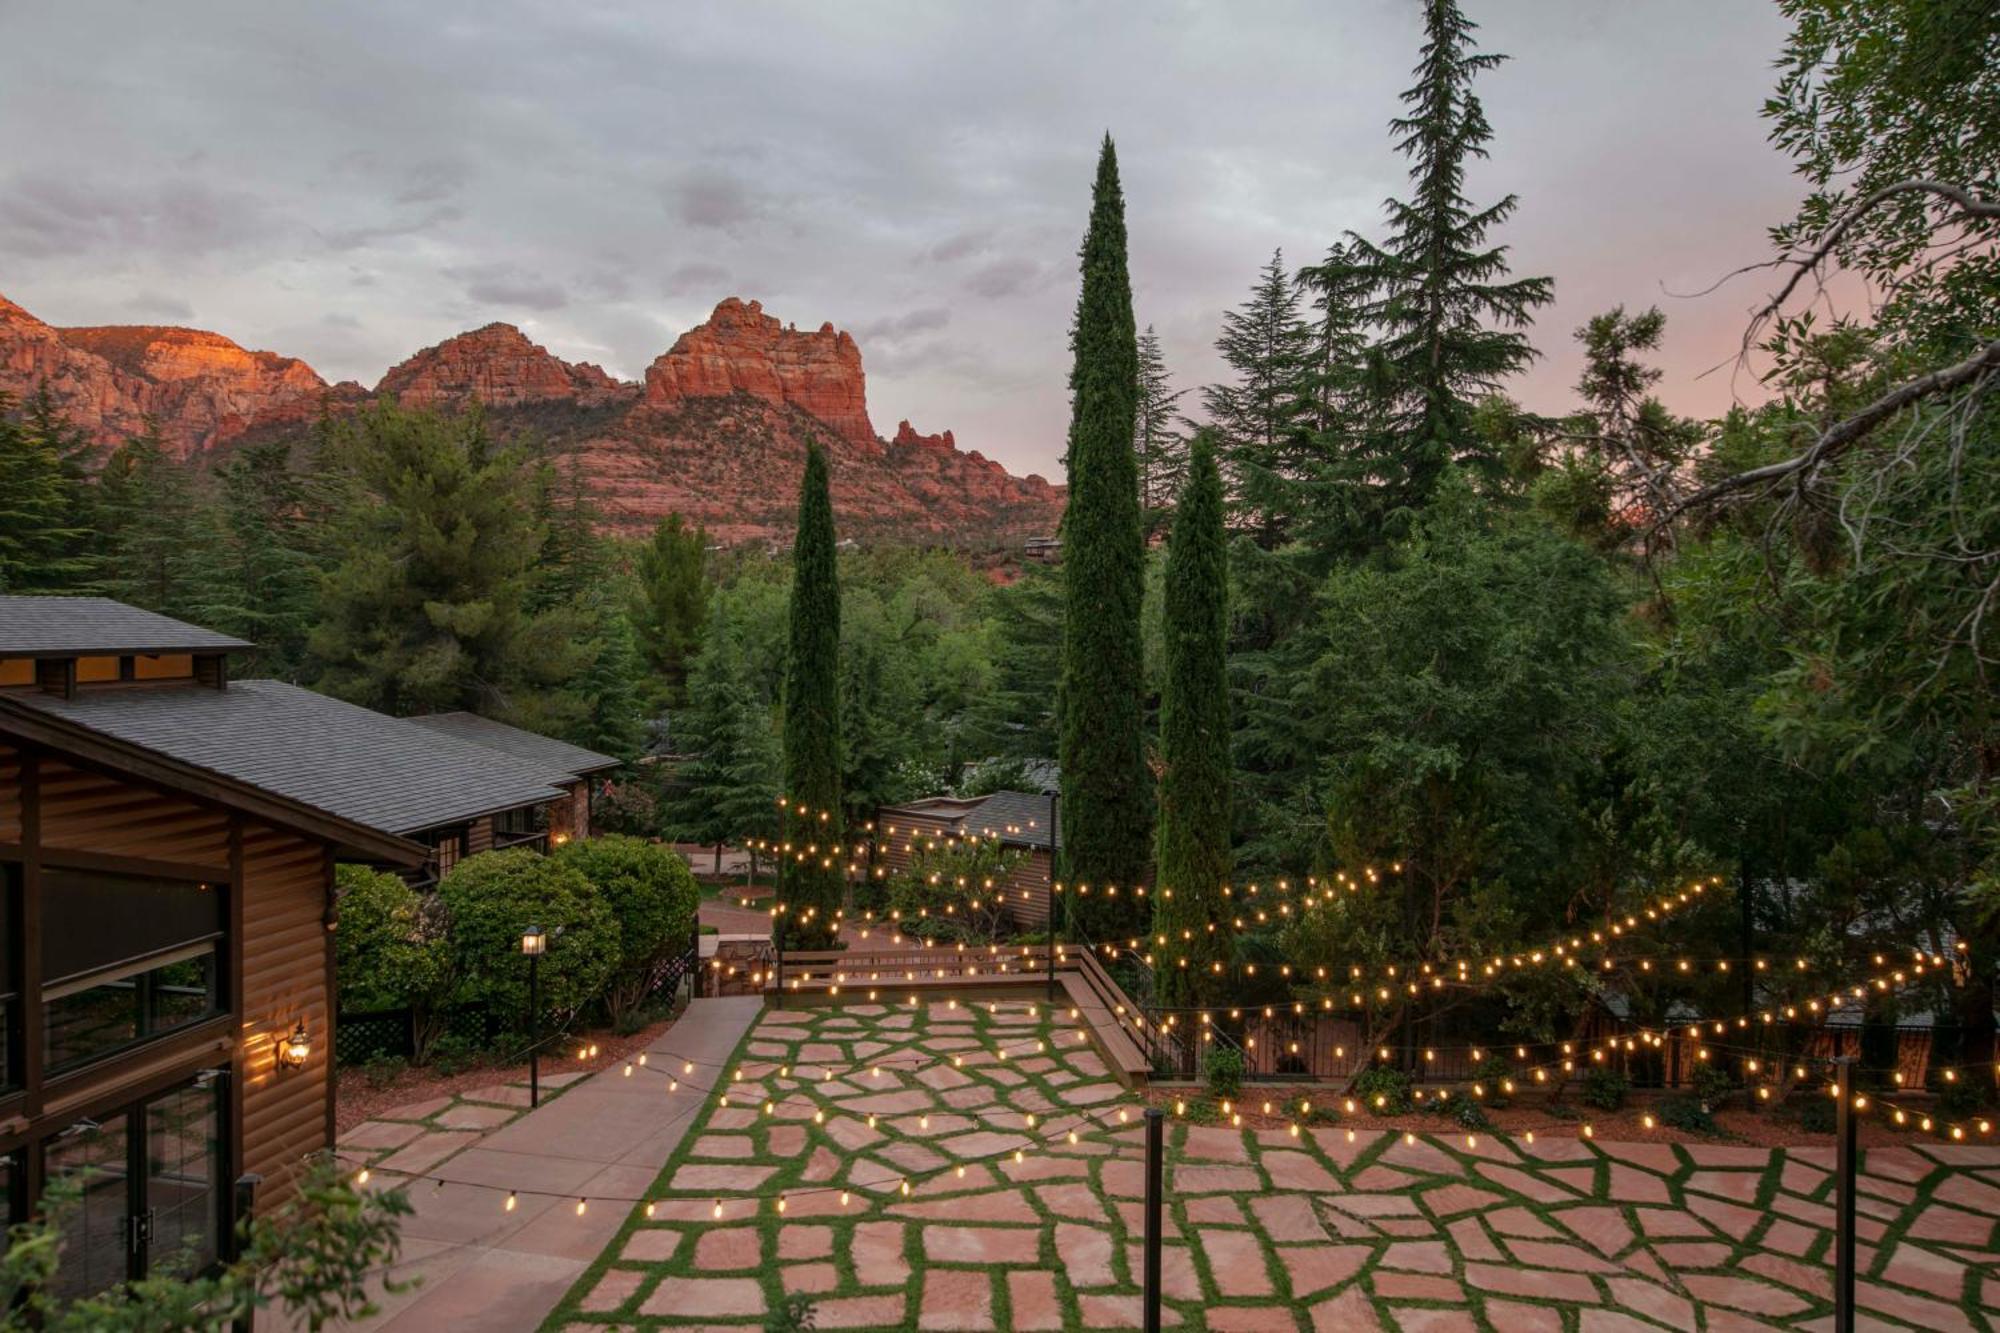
[334,1012,682,1135]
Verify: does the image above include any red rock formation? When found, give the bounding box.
[377,323,627,408]
[0,290,1064,545]
[0,295,327,454]
[644,298,876,447]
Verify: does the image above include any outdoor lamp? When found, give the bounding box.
[522,925,547,956]
[278,1020,311,1070]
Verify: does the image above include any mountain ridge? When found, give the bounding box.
[0,293,1062,545]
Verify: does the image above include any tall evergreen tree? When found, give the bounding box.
[632,513,711,712]
[1348,0,1553,520]
[778,440,845,949]
[96,421,236,625]
[1153,433,1232,1008]
[0,389,94,593]
[1203,250,1316,543]
[214,439,323,678]
[666,599,782,862]
[1134,326,1189,531]
[306,401,588,717]
[1059,134,1152,937]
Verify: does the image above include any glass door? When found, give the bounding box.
[144,1083,220,1278]
[43,1112,132,1301]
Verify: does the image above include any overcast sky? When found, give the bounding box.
[0,1,1799,481]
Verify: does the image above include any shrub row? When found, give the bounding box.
[334,836,699,1063]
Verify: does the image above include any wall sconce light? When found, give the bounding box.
[550,832,571,847]
[278,1020,311,1070]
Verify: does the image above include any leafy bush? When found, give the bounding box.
[1791,1093,1837,1134]
[1432,1091,1492,1130]
[439,849,619,1036]
[332,864,453,1061]
[1692,1063,1738,1107]
[360,1055,408,1089]
[1352,1066,1412,1115]
[1473,1054,1515,1108]
[1203,1046,1246,1100]
[1658,1095,1718,1133]
[0,1154,409,1331]
[1932,1075,1983,1120]
[1581,1068,1630,1110]
[883,836,1028,944]
[556,835,700,1028]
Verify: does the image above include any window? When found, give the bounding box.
[492,803,547,850]
[423,827,467,877]
[41,1075,223,1298]
[41,869,223,1073]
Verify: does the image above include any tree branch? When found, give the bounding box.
[1755,179,1999,329]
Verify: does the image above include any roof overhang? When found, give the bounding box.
[0,696,426,866]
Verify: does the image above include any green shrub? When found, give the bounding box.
[1692,1063,1737,1107]
[1791,1093,1837,1133]
[1932,1075,1983,1120]
[1204,1046,1246,1101]
[1581,1067,1630,1110]
[1473,1054,1514,1108]
[1658,1095,1717,1134]
[1432,1091,1492,1130]
[360,1055,408,1089]
[332,864,453,1061]
[1353,1066,1412,1115]
[555,835,700,1028]
[439,849,619,1036]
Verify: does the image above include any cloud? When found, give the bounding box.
[853,307,951,340]
[662,261,732,297]
[964,256,1050,300]
[0,171,276,260]
[925,229,993,263]
[122,289,194,321]
[447,264,569,311]
[670,167,763,232]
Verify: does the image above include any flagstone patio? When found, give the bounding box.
[546,999,2000,1332]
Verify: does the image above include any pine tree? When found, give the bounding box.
[666,602,781,857]
[567,607,647,760]
[778,439,845,949]
[1059,134,1152,937]
[96,421,236,624]
[1349,0,1553,519]
[306,400,590,716]
[1153,433,1232,1008]
[0,390,94,593]
[1568,306,1699,536]
[1203,250,1316,543]
[632,513,711,712]
[214,439,323,678]
[1134,326,1189,530]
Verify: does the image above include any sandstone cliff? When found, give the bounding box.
[0,292,1062,545]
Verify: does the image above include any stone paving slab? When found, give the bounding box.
[542,999,2000,1333]
[288,996,762,1333]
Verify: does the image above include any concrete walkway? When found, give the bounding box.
[306,995,762,1333]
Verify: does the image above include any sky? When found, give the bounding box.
[0,1,1801,482]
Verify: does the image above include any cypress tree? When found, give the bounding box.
[779,439,845,950]
[1349,0,1553,519]
[1153,432,1232,1008]
[1059,134,1151,938]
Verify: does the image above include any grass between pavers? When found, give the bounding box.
[541,1000,1998,1333]
[340,1072,593,1179]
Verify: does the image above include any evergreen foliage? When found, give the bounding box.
[1134,325,1189,530]
[1203,250,1315,543]
[631,513,711,711]
[0,388,95,593]
[1153,433,1232,1008]
[779,440,846,948]
[1346,0,1553,523]
[1058,134,1153,938]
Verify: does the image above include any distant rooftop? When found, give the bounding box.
[963,789,1061,852]
[405,710,619,782]
[0,596,252,657]
[16,679,565,836]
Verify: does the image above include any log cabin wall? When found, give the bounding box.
[1,736,340,1209]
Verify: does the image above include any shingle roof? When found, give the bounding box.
[0,596,252,656]
[961,790,1061,852]
[16,680,565,836]
[404,711,619,781]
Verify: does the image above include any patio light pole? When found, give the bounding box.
[1044,787,1059,1004]
[1833,1056,1857,1333]
[1143,1106,1164,1333]
[522,925,547,1107]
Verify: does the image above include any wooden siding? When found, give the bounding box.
[237,825,333,1198]
[467,814,494,856]
[873,808,1054,929]
[36,755,230,866]
[0,743,19,841]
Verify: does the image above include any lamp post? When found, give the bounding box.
[522,926,547,1107]
[1044,788,1059,1004]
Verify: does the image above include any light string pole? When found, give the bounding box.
[1143,1105,1164,1333]
[522,925,547,1108]
[1045,785,1059,1005]
[1834,1055,1858,1333]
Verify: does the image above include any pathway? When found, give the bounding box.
[545,1000,2000,1332]
[300,995,762,1333]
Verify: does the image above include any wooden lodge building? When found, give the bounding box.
[875,789,1061,930]
[0,596,616,1299]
